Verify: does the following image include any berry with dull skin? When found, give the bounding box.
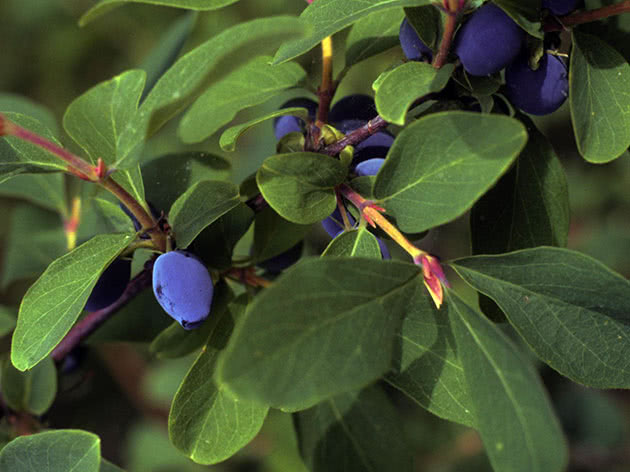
[273,97,318,140]
[329,94,377,123]
[355,158,385,177]
[543,0,581,16]
[504,53,568,116]
[453,3,525,76]
[152,250,214,330]
[398,17,433,62]
[258,242,303,274]
[84,258,131,312]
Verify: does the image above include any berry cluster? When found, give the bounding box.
[400,2,574,115]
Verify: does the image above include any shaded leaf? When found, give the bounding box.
[251,206,311,263]
[0,430,101,472]
[0,173,66,214]
[374,62,454,125]
[80,0,240,26]
[217,258,421,410]
[373,111,527,233]
[403,5,441,50]
[274,0,432,64]
[1,356,57,415]
[100,459,125,472]
[11,233,135,371]
[452,247,630,389]
[220,107,310,152]
[321,228,382,258]
[570,31,630,163]
[0,93,58,134]
[169,180,241,249]
[169,297,268,464]
[386,285,474,427]
[256,152,347,224]
[180,57,306,143]
[295,385,412,472]
[447,290,567,472]
[345,8,405,68]
[0,306,16,337]
[493,0,542,38]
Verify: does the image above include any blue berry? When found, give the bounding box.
[399,18,433,62]
[321,206,355,238]
[273,98,317,140]
[453,3,525,76]
[355,158,385,177]
[329,94,377,123]
[152,250,214,330]
[543,0,580,16]
[85,258,131,312]
[504,53,568,116]
[258,242,303,274]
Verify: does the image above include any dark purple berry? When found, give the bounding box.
[152,250,214,330]
[542,0,580,16]
[504,53,568,116]
[399,18,433,62]
[258,242,303,274]
[355,158,385,177]
[273,98,317,140]
[85,258,131,312]
[329,94,377,123]
[453,3,525,76]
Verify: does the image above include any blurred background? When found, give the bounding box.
[0,1,629,471]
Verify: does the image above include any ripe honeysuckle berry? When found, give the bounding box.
[273,97,318,140]
[542,0,581,16]
[399,18,433,62]
[355,158,385,177]
[85,258,131,312]
[504,52,568,116]
[152,250,214,330]
[257,242,303,274]
[453,3,525,76]
[328,94,377,123]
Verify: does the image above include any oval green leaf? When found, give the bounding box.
[373,111,527,234]
[452,247,630,389]
[256,153,347,224]
[1,356,57,415]
[321,228,382,258]
[11,233,135,371]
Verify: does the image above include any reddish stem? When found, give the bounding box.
[544,1,630,32]
[323,115,389,156]
[433,10,459,69]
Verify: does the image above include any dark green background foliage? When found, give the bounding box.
[0,0,630,471]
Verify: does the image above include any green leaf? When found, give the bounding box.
[374,62,454,125]
[0,173,66,214]
[570,31,630,163]
[80,0,240,26]
[0,306,16,337]
[447,290,567,472]
[192,203,254,271]
[1,356,57,415]
[385,285,474,427]
[321,228,382,258]
[452,247,630,389]
[374,111,527,233]
[493,0,542,38]
[180,56,306,143]
[582,0,630,62]
[251,206,311,263]
[150,280,234,359]
[274,0,432,64]
[220,107,310,152]
[404,5,441,50]
[169,298,269,464]
[93,198,136,234]
[345,8,405,68]
[11,233,135,371]
[169,180,241,249]
[0,93,58,135]
[1,205,67,290]
[256,152,347,225]
[118,16,305,156]
[100,459,125,472]
[0,430,101,472]
[140,12,197,99]
[141,152,231,213]
[0,113,66,182]
[217,258,421,410]
[471,119,569,254]
[295,385,412,472]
